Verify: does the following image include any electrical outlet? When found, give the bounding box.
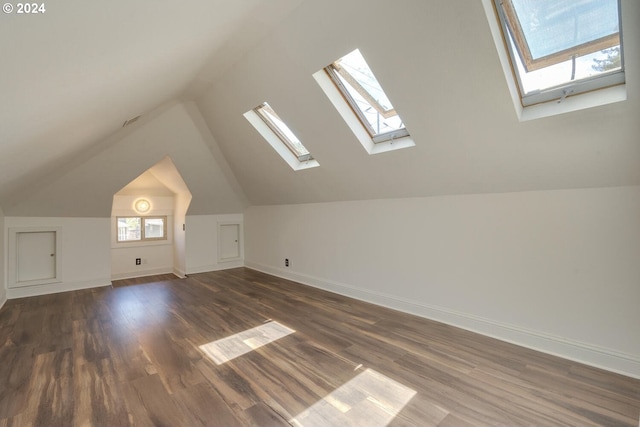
[285,258,289,267]
[135,258,141,265]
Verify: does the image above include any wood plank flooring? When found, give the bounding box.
[0,268,638,426]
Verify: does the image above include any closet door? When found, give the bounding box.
[17,231,57,283]
[218,223,240,262]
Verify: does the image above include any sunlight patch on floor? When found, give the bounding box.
[199,321,295,364]
[291,368,416,427]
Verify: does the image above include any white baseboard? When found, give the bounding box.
[111,267,174,281]
[0,292,6,310]
[7,278,112,299]
[187,260,244,275]
[173,267,187,279]
[246,261,640,380]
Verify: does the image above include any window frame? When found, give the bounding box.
[493,0,625,107]
[253,102,313,162]
[324,50,409,144]
[244,102,319,171]
[500,0,621,72]
[116,216,167,243]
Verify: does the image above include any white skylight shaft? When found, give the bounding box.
[254,103,312,161]
[326,49,408,142]
[245,103,319,170]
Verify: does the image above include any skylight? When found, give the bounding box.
[244,102,319,171]
[495,0,624,106]
[254,102,312,162]
[325,49,409,143]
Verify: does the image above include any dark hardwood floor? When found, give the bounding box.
[0,268,638,426]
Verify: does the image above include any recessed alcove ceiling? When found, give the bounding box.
[115,156,193,200]
[0,0,638,211]
[115,171,174,197]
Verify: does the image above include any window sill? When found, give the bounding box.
[367,136,415,155]
[518,84,627,122]
[112,240,172,249]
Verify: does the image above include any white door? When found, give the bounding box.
[219,224,240,261]
[17,231,57,282]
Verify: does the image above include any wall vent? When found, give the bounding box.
[122,115,142,127]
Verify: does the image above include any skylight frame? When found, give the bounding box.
[324,49,410,144]
[253,102,313,162]
[244,103,319,171]
[501,0,621,72]
[493,0,626,107]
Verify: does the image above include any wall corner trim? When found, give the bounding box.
[173,267,187,279]
[245,261,640,380]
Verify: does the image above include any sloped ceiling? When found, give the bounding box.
[3,103,247,217]
[1,0,638,213]
[197,0,640,205]
[0,0,302,207]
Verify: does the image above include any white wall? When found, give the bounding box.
[111,244,173,280]
[4,217,111,298]
[245,186,640,378]
[173,192,191,277]
[186,214,244,274]
[111,195,174,280]
[0,207,5,308]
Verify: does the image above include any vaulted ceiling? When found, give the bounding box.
[1,0,638,215]
[0,0,301,206]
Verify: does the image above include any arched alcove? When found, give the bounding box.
[110,156,192,279]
